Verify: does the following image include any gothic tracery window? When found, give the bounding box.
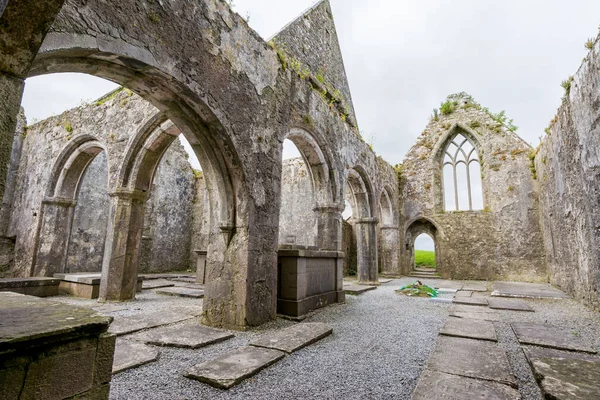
[442,133,484,211]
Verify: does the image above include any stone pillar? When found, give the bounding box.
[99,189,147,302]
[380,225,400,276]
[355,217,379,285]
[32,197,77,277]
[314,203,344,251]
[0,73,24,221]
[195,249,207,284]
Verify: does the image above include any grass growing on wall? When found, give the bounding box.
[415,250,436,268]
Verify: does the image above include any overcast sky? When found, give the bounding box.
[22,0,600,167]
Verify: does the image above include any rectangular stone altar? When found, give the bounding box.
[277,248,345,317]
[0,292,115,399]
[55,273,143,299]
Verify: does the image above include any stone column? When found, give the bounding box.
[380,225,400,276]
[355,217,379,285]
[314,203,344,251]
[32,197,77,277]
[0,73,24,220]
[99,189,148,302]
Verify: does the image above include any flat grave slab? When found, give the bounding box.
[523,347,600,399]
[168,277,197,284]
[378,279,393,284]
[156,287,204,298]
[433,281,464,291]
[344,284,377,295]
[453,297,488,306]
[511,322,596,354]
[139,273,193,280]
[109,312,195,336]
[182,283,205,290]
[454,290,473,298]
[250,322,332,353]
[142,280,175,290]
[92,304,127,314]
[185,346,285,389]
[112,339,159,374]
[488,298,533,312]
[440,317,497,342]
[0,277,61,297]
[462,282,490,292]
[412,370,520,400]
[491,281,568,299]
[449,304,500,321]
[427,336,516,387]
[136,322,234,349]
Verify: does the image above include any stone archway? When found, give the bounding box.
[31,135,106,277]
[346,166,379,285]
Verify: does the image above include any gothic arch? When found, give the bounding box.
[405,217,442,272]
[31,135,107,277]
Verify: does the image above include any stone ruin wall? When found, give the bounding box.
[278,157,318,247]
[4,90,202,277]
[400,94,546,281]
[535,33,600,310]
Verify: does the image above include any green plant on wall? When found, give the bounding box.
[440,101,456,115]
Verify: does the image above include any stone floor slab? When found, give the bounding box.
[454,290,473,298]
[462,282,490,292]
[137,323,234,349]
[511,323,596,354]
[440,317,497,342]
[142,280,175,290]
[449,304,492,313]
[185,346,285,389]
[344,284,377,295]
[109,312,195,336]
[434,281,464,291]
[488,298,533,312]
[427,336,516,387]
[412,370,520,400]
[168,277,197,284]
[450,311,500,322]
[112,339,159,374]
[453,297,488,306]
[491,281,568,299]
[250,322,332,353]
[378,279,393,284]
[524,347,600,399]
[156,287,204,298]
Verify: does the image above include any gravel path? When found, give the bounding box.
[52,278,600,399]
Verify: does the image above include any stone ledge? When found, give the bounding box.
[0,278,60,298]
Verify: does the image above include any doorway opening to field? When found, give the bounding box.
[414,233,436,271]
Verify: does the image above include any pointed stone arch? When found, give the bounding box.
[378,185,399,275]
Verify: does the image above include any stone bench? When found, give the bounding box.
[277,248,345,317]
[0,292,115,399]
[0,277,60,297]
[55,273,143,299]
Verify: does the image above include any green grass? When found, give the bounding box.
[415,250,436,268]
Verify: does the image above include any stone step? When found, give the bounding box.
[135,322,234,349]
[414,267,438,273]
[250,322,332,354]
[112,339,159,374]
[156,287,204,298]
[185,346,285,389]
[408,273,441,279]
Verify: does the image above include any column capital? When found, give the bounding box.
[109,188,149,202]
[313,202,345,213]
[380,225,399,230]
[354,217,379,225]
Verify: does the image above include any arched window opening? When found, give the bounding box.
[278,139,317,247]
[442,133,483,211]
[414,233,436,270]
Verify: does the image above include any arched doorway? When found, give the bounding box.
[405,218,441,277]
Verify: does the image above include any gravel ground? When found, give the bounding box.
[52,278,600,399]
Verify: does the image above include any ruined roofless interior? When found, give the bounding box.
[1,0,600,399]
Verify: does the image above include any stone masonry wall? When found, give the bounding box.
[278,158,317,247]
[7,90,198,276]
[535,33,600,310]
[400,93,546,281]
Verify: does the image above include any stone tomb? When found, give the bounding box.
[0,277,60,297]
[0,292,115,400]
[277,249,345,317]
[55,273,143,299]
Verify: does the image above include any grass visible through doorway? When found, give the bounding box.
[415,250,436,268]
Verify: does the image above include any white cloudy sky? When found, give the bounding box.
[22,0,600,168]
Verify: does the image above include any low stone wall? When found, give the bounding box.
[535,34,600,310]
[0,292,115,399]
